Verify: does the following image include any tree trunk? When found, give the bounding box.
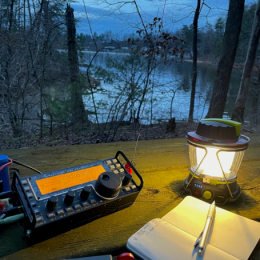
[188,0,201,122]
[252,71,260,125]
[65,4,85,127]
[206,0,245,118]
[231,0,260,122]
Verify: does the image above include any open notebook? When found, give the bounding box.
[127,196,260,260]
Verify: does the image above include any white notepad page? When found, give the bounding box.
[127,196,260,260]
[162,196,260,260]
[127,218,239,260]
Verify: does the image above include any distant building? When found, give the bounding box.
[121,47,129,52]
[104,46,116,52]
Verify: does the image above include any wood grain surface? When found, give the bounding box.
[0,135,259,260]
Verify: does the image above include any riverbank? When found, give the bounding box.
[184,59,249,72]
[1,121,259,150]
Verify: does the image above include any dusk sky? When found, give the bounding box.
[71,0,256,38]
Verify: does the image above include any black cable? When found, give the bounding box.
[12,160,42,174]
[0,191,15,199]
[0,206,23,217]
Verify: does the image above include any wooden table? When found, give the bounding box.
[0,135,260,260]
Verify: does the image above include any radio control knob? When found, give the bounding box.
[47,196,58,210]
[64,190,75,205]
[122,174,132,186]
[80,186,91,201]
[95,172,121,198]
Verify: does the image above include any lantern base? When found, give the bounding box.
[184,173,240,205]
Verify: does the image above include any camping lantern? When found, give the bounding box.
[184,119,250,204]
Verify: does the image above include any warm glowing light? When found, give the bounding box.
[195,147,235,178]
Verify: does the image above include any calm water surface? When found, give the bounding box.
[81,52,253,124]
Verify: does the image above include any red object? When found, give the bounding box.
[0,203,4,211]
[116,253,135,260]
[0,158,12,172]
[125,163,133,175]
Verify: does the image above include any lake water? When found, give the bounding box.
[80,51,253,124]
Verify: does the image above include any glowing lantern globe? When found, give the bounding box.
[184,119,250,204]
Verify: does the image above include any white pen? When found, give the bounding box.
[194,200,216,256]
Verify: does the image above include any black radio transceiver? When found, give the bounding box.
[11,151,143,242]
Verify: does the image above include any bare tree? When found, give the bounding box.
[0,0,70,140]
[206,0,245,118]
[66,4,85,128]
[231,0,260,122]
[188,0,202,123]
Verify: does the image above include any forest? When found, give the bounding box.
[0,0,259,149]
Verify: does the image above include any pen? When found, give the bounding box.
[194,200,216,256]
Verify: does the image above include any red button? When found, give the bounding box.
[0,203,4,211]
[125,164,133,175]
[116,253,135,260]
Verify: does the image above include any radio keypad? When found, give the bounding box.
[17,154,141,239]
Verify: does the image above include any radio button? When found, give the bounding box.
[24,186,30,192]
[36,216,43,224]
[113,170,119,174]
[131,185,137,190]
[106,160,112,165]
[22,180,27,185]
[110,165,115,170]
[115,164,121,168]
[65,207,73,214]
[119,168,124,173]
[89,199,97,205]
[74,204,81,210]
[57,209,64,216]
[124,187,131,192]
[27,193,33,199]
[82,201,90,209]
[112,159,117,163]
[34,209,40,216]
[47,212,55,219]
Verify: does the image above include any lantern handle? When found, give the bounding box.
[186,146,208,189]
[216,150,233,199]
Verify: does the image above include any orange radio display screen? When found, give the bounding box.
[36,165,105,195]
